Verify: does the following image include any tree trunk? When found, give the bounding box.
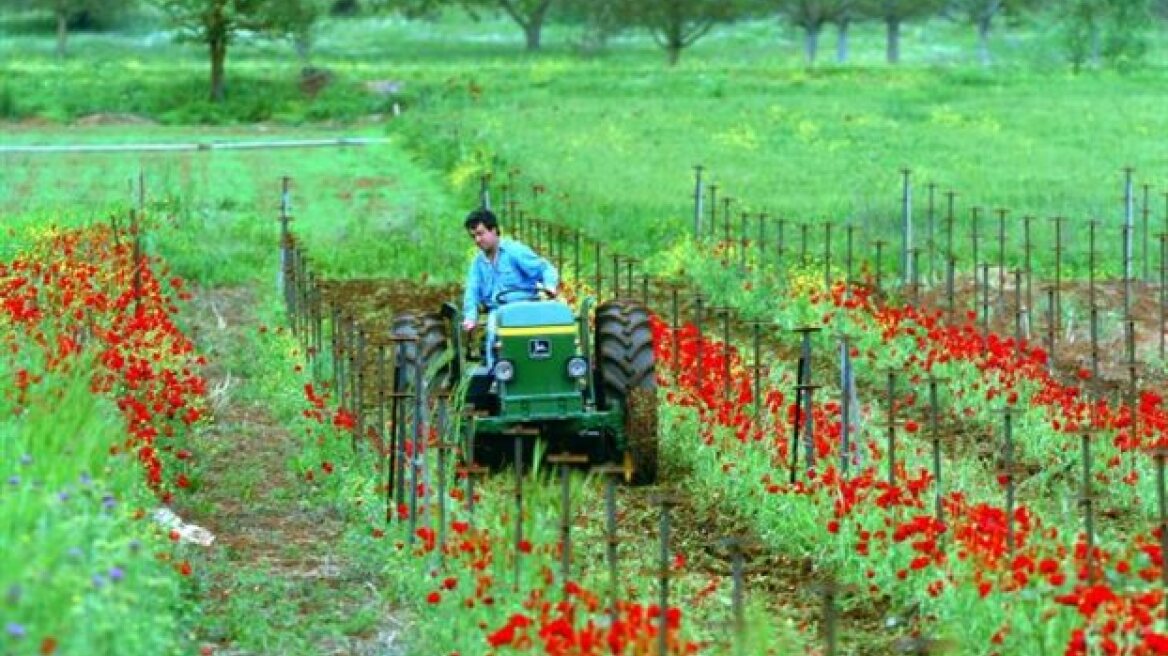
[886,17,901,64]
[519,0,552,51]
[667,42,682,66]
[804,24,821,65]
[209,36,227,103]
[977,17,992,66]
[1089,21,1101,66]
[55,9,68,58]
[524,21,542,51]
[836,20,850,64]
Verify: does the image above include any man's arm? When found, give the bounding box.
[513,242,559,294]
[462,259,481,326]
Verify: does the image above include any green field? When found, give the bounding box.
[3,7,1168,656]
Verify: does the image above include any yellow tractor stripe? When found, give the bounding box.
[496,325,577,337]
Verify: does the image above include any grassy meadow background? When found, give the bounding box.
[2,5,1168,655]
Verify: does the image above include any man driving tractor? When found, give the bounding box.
[461,208,559,365]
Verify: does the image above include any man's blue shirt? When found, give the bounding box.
[462,238,559,322]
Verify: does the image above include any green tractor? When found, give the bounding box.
[393,290,659,483]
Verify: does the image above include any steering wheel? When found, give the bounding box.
[493,286,554,306]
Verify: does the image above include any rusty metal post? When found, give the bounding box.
[800,223,810,269]
[757,212,768,271]
[1046,286,1057,375]
[1081,430,1096,583]
[722,196,734,250]
[612,253,622,299]
[1023,215,1034,318]
[1089,220,1100,379]
[1154,447,1168,629]
[971,207,982,292]
[1001,408,1016,560]
[670,283,681,375]
[355,329,367,452]
[845,224,855,299]
[1052,216,1065,330]
[776,218,787,284]
[707,183,719,243]
[693,165,705,238]
[929,376,946,525]
[573,229,581,285]
[886,369,898,486]
[740,211,750,271]
[926,182,937,283]
[716,306,733,402]
[824,222,834,291]
[695,294,706,392]
[655,495,681,656]
[549,453,588,596]
[592,464,625,622]
[435,439,458,565]
[996,208,1008,310]
[790,326,823,482]
[1161,234,1167,361]
[594,241,603,300]
[457,464,488,529]
[980,263,991,352]
[749,320,764,419]
[946,256,957,324]
[945,190,957,261]
[901,168,913,285]
[513,433,525,591]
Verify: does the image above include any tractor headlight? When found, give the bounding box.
[566,356,588,379]
[494,359,515,382]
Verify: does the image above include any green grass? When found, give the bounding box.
[0,128,467,285]
[3,10,1168,655]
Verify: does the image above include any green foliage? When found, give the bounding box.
[148,0,330,101]
[1062,0,1152,70]
[617,0,759,64]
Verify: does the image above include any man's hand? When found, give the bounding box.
[461,319,476,332]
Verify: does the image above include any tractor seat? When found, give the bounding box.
[494,301,574,327]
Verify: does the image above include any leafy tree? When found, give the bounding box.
[1101,0,1151,65]
[617,0,753,65]
[859,0,945,63]
[829,0,859,62]
[776,0,849,64]
[946,0,1042,65]
[554,0,625,52]
[149,0,326,101]
[380,0,556,50]
[494,0,555,49]
[6,0,137,56]
[1061,0,1150,70]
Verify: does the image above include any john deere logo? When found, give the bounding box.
[528,339,551,359]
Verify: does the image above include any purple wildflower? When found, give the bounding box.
[19,454,31,466]
[108,567,124,583]
[5,623,24,639]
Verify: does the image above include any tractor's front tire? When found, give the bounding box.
[595,300,659,485]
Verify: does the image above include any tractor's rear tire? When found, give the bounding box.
[595,300,658,485]
[389,312,449,395]
[388,312,450,451]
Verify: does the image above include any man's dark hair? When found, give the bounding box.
[464,208,499,233]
